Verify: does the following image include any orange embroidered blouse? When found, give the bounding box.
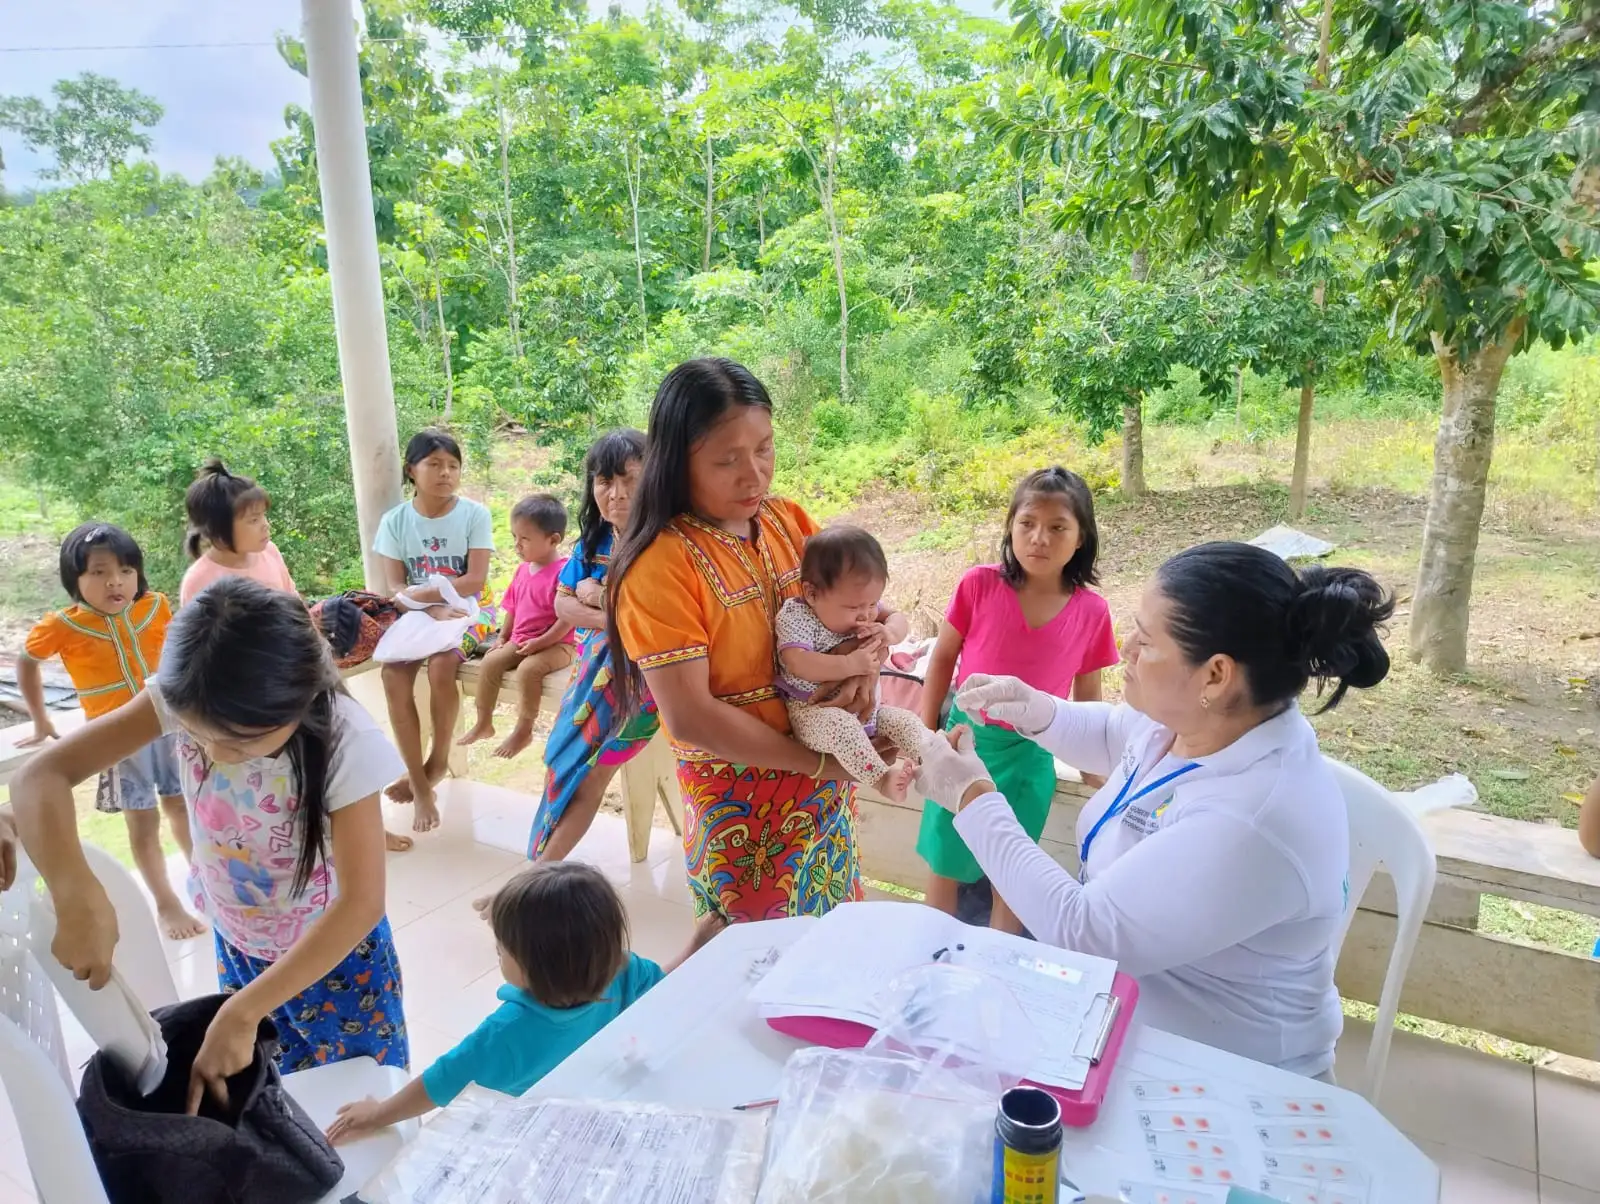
[23,593,173,719]
[614,498,819,761]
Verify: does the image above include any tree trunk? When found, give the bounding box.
[433,267,453,421]
[702,133,715,273]
[1289,374,1314,519]
[624,142,648,352]
[1409,318,1527,673]
[820,146,849,402]
[756,186,766,253]
[1122,246,1150,499]
[1017,161,1026,255]
[498,97,522,359]
[1121,395,1147,498]
[1288,281,1327,521]
[1234,364,1244,425]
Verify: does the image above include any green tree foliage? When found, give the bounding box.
[0,167,439,592]
[5,0,1582,618]
[999,0,1600,671]
[0,73,163,184]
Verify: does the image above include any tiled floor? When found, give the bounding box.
[1,778,1596,1202]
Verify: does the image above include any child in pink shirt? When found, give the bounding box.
[179,460,297,606]
[459,494,576,760]
[917,466,1120,933]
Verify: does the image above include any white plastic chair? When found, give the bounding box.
[1327,757,1438,1102]
[27,847,418,1203]
[0,861,110,1204]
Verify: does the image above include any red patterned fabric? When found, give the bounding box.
[676,760,863,922]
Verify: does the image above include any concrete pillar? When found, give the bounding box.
[301,0,402,592]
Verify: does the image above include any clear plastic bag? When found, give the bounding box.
[757,964,1040,1204]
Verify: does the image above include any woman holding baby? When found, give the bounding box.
[607,359,916,923]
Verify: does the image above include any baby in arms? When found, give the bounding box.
[776,525,929,800]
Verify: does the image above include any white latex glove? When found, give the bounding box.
[955,673,1057,737]
[912,725,995,814]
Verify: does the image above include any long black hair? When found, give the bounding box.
[1156,542,1394,714]
[184,458,268,559]
[159,576,345,897]
[999,466,1100,590]
[576,428,645,572]
[605,359,773,727]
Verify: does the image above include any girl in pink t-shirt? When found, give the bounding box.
[179,459,298,606]
[917,466,1119,933]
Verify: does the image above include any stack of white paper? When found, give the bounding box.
[748,901,1117,1092]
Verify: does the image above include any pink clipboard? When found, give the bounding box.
[766,971,1139,1127]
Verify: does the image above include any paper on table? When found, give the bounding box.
[748,901,1117,1091]
[750,901,953,1027]
[365,1092,767,1204]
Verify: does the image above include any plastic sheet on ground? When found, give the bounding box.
[360,1091,767,1204]
[1249,525,1336,561]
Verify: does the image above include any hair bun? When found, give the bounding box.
[1287,565,1395,695]
[199,457,231,478]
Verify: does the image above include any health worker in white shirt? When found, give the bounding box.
[913,541,1394,1078]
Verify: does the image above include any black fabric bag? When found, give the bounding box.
[77,993,344,1204]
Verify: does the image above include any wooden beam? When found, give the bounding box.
[1336,910,1600,1060]
[1424,807,1600,920]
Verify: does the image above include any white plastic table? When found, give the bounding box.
[537,918,1440,1203]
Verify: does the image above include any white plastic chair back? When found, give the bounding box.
[0,865,70,1085]
[1326,758,1438,1102]
[0,1014,111,1203]
[76,844,180,1008]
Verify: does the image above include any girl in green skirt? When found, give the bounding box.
[916,467,1120,933]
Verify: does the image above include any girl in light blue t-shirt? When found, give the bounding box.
[373,429,496,833]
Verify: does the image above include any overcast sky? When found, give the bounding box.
[1,1,1008,189]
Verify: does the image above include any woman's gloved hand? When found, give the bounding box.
[912,725,995,814]
[955,673,1057,737]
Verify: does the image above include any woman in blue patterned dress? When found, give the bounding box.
[525,430,659,861]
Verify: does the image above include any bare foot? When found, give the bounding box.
[386,776,416,804]
[412,784,441,833]
[457,719,495,747]
[158,902,208,941]
[878,758,915,804]
[493,721,535,760]
[385,830,414,853]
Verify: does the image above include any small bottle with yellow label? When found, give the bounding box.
[992,1086,1062,1204]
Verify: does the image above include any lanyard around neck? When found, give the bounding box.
[1078,758,1200,883]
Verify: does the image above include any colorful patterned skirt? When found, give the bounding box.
[678,761,863,922]
[215,918,408,1074]
[527,630,660,859]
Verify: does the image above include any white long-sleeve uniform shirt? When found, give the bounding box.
[952,700,1348,1077]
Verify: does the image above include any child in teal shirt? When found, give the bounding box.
[326,862,723,1141]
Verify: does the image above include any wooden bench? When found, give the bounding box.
[341,658,682,863]
[856,773,1600,1061]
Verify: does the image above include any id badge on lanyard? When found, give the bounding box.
[1077,759,1199,883]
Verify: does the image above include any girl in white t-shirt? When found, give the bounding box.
[11,577,410,1102]
[373,429,496,832]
